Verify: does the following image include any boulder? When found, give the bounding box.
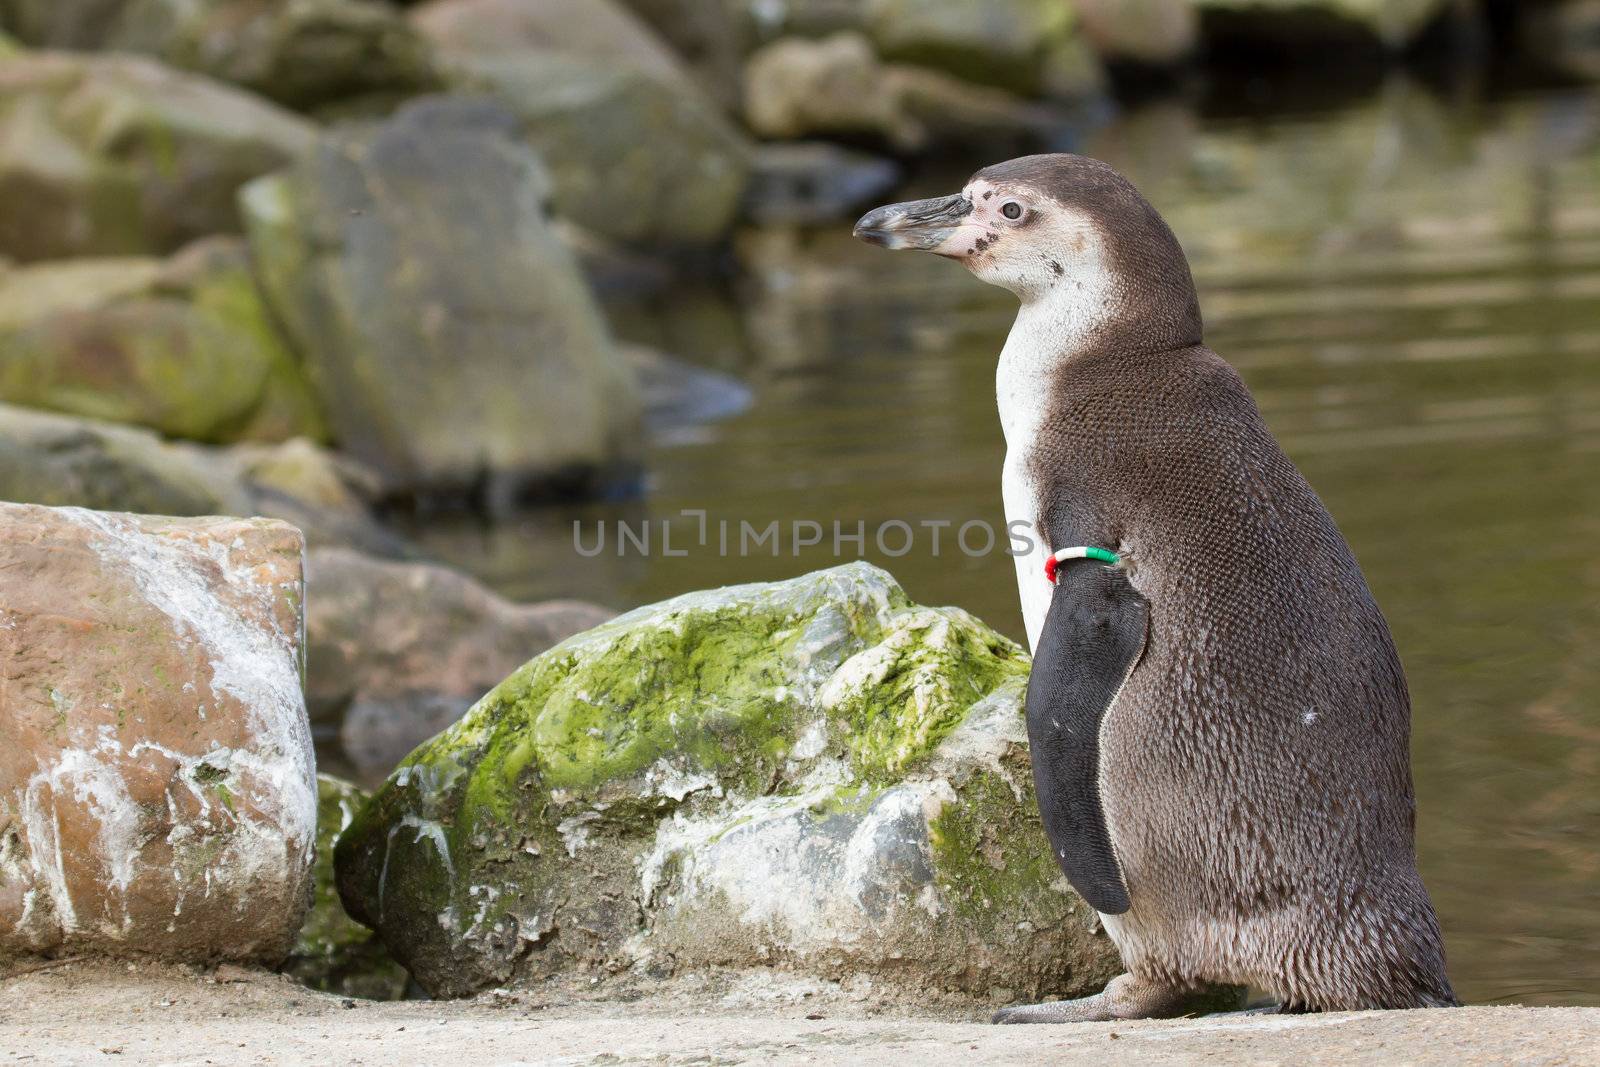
[742,33,1062,153]
[304,548,613,784]
[0,0,437,112]
[0,403,399,555]
[0,503,315,963]
[727,0,1101,98]
[335,563,1120,1001]
[0,237,325,445]
[102,0,440,113]
[1071,0,1199,66]
[864,0,1091,96]
[410,0,751,246]
[613,0,751,109]
[241,96,641,504]
[281,775,409,999]
[0,53,315,262]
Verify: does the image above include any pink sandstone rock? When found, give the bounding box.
[0,503,315,963]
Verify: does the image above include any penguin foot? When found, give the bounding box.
[992,973,1202,1024]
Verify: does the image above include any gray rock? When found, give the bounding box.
[240,95,641,504]
[742,32,1062,153]
[411,0,752,246]
[0,52,315,261]
[0,0,437,111]
[728,0,1101,98]
[304,546,613,784]
[0,237,325,445]
[865,0,1095,97]
[613,0,751,109]
[0,403,399,554]
[1072,0,1199,65]
[334,563,1120,1002]
[101,0,441,113]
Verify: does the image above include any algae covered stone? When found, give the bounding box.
[305,547,614,785]
[336,563,1120,1001]
[866,0,1088,97]
[742,32,1058,153]
[0,237,325,445]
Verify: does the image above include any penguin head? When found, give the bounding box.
[855,153,1201,347]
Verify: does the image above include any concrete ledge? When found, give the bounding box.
[2,961,1596,1065]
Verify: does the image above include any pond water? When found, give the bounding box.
[407,80,1600,1008]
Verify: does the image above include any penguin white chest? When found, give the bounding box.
[996,312,1060,654]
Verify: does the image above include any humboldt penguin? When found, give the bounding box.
[854,155,1456,1021]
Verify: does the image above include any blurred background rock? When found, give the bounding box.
[1,0,1598,1008]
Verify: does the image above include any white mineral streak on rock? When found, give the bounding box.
[557,811,603,857]
[788,719,828,762]
[925,679,1030,798]
[69,508,316,856]
[638,773,947,953]
[619,570,1029,961]
[400,815,455,877]
[642,761,721,802]
[0,504,315,960]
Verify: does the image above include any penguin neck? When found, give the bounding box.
[994,289,1108,453]
[994,276,1203,452]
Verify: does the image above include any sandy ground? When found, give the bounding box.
[2,960,1597,1066]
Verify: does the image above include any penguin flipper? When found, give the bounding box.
[1024,562,1148,915]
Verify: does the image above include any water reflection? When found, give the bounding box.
[404,80,1600,1006]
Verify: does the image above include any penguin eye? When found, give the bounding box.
[1000,201,1024,220]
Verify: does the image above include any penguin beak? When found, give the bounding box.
[853,193,972,252]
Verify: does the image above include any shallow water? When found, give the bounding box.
[409,81,1600,1007]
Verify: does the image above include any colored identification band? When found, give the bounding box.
[1044,545,1120,583]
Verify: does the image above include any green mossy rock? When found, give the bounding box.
[0,0,437,113]
[0,52,314,262]
[336,563,1120,1001]
[0,237,325,445]
[241,95,640,502]
[282,775,409,1000]
[741,32,1059,153]
[865,0,1087,97]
